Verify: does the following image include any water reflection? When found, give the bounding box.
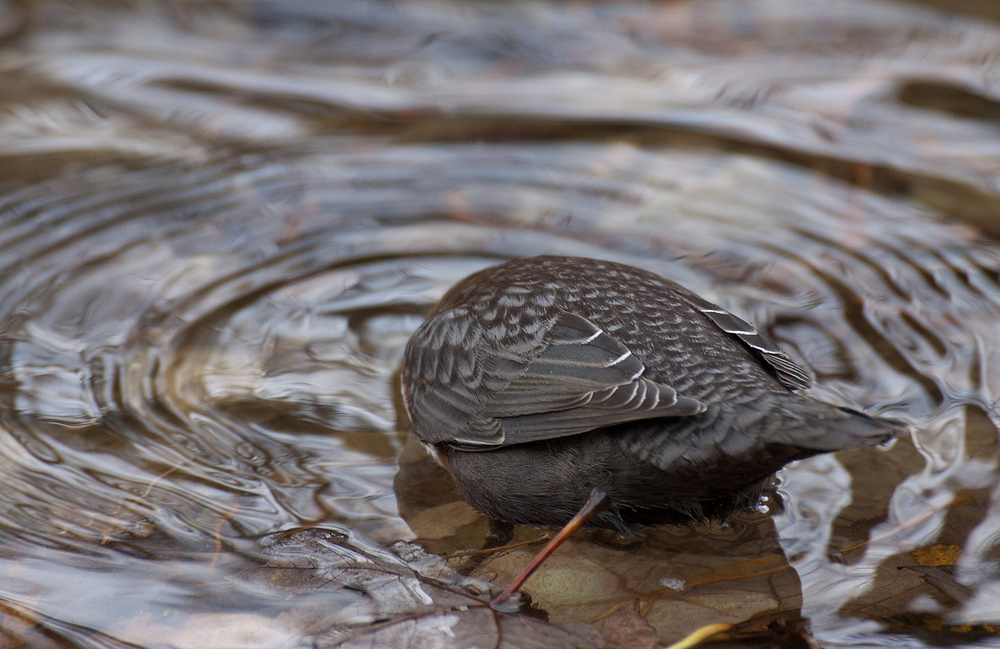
[1,0,1000,646]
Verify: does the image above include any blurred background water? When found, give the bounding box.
[2,0,1000,647]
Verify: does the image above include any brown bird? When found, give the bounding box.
[401,255,903,608]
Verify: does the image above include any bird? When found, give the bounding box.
[401,255,904,606]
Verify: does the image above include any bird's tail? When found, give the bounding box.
[770,398,908,451]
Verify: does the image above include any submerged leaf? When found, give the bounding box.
[254,527,603,649]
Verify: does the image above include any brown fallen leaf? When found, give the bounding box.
[910,544,961,567]
[591,600,660,649]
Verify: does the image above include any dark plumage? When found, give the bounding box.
[401,255,904,535]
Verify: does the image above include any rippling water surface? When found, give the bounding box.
[2,1,1000,647]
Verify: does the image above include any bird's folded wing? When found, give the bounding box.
[403,309,704,449]
[680,292,812,390]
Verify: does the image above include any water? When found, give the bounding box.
[2,0,1000,646]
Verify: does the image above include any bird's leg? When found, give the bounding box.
[490,488,611,612]
[452,518,526,577]
[484,517,514,549]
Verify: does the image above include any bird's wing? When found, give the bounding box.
[402,309,704,449]
[680,292,812,390]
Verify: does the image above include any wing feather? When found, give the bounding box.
[680,294,813,390]
[402,310,704,449]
